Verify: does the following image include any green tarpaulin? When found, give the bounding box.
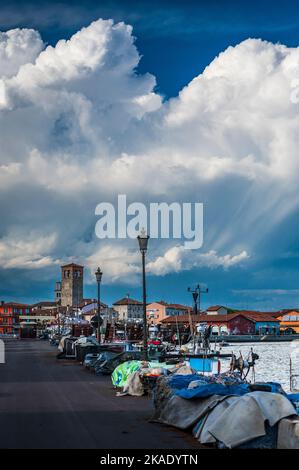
[111,361,142,387]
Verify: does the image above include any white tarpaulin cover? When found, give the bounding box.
[278,417,299,449]
[194,396,239,444]
[157,394,228,430]
[199,391,296,448]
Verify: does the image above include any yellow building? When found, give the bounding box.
[278,310,299,333]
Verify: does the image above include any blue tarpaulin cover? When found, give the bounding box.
[168,374,208,390]
[287,393,299,413]
[175,383,250,399]
[168,374,295,402]
[287,394,299,401]
[154,374,299,448]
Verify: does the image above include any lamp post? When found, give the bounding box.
[192,291,199,315]
[197,284,208,314]
[188,284,208,314]
[56,303,61,336]
[95,267,103,343]
[137,229,149,360]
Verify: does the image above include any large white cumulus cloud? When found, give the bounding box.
[0,28,43,78]
[147,247,249,277]
[1,19,299,284]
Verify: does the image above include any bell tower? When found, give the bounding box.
[60,263,84,307]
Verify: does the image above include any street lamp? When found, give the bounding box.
[137,228,149,360]
[95,267,103,343]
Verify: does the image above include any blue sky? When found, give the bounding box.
[3,0,299,97]
[1,0,299,310]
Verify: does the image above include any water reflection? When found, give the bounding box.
[219,341,299,392]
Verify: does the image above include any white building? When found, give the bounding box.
[80,301,117,322]
[206,305,228,315]
[113,297,143,322]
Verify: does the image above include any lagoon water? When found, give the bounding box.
[219,341,299,392]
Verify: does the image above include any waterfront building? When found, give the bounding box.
[147,301,191,325]
[278,309,299,333]
[0,302,32,335]
[161,312,280,335]
[113,296,143,322]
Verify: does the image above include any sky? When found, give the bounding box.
[1,0,299,309]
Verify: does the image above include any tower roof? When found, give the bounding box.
[61,263,84,269]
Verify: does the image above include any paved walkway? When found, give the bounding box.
[0,339,199,449]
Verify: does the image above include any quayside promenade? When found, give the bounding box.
[0,339,201,449]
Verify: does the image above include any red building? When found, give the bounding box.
[0,302,32,335]
[200,313,255,335]
[161,312,280,335]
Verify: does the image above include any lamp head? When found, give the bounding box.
[137,228,149,253]
[95,267,103,283]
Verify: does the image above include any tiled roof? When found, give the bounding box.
[148,301,191,310]
[113,297,142,306]
[161,312,280,324]
[207,305,227,311]
[161,313,210,324]
[81,301,108,313]
[239,312,280,322]
[31,301,57,308]
[167,303,190,310]
[195,313,240,322]
[80,298,95,306]
[233,310,281,320]
[79,299,108,308]
[279,309,299,315]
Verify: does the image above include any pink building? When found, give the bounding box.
[147,301,191,325]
